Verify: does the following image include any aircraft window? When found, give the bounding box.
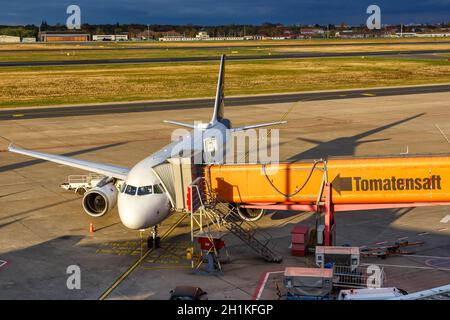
[138,186,153,196]
[153,184,164,194]
[125,185,137,195]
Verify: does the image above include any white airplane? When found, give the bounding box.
[8,55,286,247]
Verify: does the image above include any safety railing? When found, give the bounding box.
[332,265,385,289]
[67,174,104,185]
[188,176,282,263]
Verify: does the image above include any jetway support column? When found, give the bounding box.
[324,183,336,246]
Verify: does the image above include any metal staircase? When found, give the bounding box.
[208,201,283,262]
[189,177,282,263]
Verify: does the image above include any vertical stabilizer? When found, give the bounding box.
[211,55,226,124]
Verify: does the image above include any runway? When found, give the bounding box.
[1,49,449,67]
[1,84,449,121]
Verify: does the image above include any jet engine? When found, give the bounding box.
[236,206,265,222]
[82,182,118,217]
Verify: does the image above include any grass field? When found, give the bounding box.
[1,57,449,108]
[0,47,267,62]
[0,41,449,62]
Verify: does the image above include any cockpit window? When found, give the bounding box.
[137,185,153,196]
[153,184,164,194]
[124,185,137,195]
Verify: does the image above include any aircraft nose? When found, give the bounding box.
[117,194,154,230]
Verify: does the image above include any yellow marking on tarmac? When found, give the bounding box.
[338,94,347,97]
[12,114,24,117]
[141,265,191,271]
[362,93,376,97]
[98,213,188,300]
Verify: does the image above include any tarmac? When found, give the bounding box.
[0,90,449,299]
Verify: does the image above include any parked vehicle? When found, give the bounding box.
[338,287,408,300]
[169,286,208,300]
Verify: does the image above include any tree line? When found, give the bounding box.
[1,22,449,39]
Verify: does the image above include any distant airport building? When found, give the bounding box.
[265,36,289,40]
[0,35,21,43]
[92,34,129,41]
[393,32,417,38]
[39,31,90,42]
[335,29,391,38]
[300,28,325,38]
[415,32,450,37]
[21,37,37,43]
[196,31,209,40]
[390,32,450,38]
[159,31,246,41]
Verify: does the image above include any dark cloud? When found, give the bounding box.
[0,0,448,25]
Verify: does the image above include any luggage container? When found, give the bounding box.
[284,267,333,300]
[316,246,360,270]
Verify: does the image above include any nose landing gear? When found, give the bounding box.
[147,225,161,249]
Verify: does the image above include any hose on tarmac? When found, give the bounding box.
[261,159,324,198]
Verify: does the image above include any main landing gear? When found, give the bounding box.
[147,225,161,249]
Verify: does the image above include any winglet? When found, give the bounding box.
[8,143,14,151]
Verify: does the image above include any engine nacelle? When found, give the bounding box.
[82,182,118,217]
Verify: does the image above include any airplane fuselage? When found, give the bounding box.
[117,120,230,229]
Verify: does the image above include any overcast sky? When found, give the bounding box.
[0,1,449,25]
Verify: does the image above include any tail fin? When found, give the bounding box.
[211,54,226,124]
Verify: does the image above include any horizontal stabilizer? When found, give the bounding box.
[231,121,287,132]
[163,120,196,129]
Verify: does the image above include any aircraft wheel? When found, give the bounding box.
[147,237,153,249]
[147,236,161,249]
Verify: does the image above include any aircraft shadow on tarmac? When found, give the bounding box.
[288,113,425,162]
[270,113,426,222]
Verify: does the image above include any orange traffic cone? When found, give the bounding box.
[89,223,95,233]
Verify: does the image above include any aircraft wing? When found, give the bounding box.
[8,144,129,180]
[231,121,287,132]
